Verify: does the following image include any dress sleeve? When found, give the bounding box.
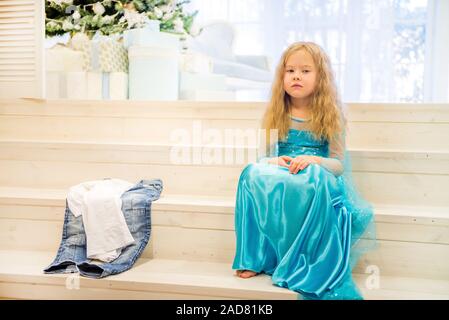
[319,130,345,177]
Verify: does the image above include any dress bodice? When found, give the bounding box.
[277,116,329,158]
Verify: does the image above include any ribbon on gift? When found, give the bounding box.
[87,71,128,100]
[81,34,128,73]
[102,73,110,100]
[101,72,128,100]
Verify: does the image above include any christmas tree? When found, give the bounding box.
[45,0,199,38]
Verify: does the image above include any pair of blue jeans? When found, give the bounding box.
[43,179,163,278]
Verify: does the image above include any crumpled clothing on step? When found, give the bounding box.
[67,178,135,262]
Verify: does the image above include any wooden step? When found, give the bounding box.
[0,250,295,300]
[1,99,448,150]
[0,187,448,279]
[0,140,447,207]
[1,250,448,300]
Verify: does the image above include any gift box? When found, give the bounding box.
[108,72,128,100]
[46,72,68,99]
[45,45,84,99]
[64,71,128,100]
[123,27,180,51]
[81,37,128,73]
[179,51,213,74]
[128,46,179,101]
[45,38,128,100]
[46,45,85,72]
[179,71,227,92]
[66,72,88,99]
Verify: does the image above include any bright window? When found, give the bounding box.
[186,0,449,103]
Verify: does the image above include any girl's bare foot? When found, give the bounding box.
[235,270,258,278]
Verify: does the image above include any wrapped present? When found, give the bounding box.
[45,45,85,99]
[46,72,67,99]
[66,72,88,99]
[87,72,102,100]
[81,37,129,73]
[88,71,128,100]
[179,71,227,92]
[64,71,128,100]
[179,51,213,74]
[123,26,180,50]
[46,45,84,72]
[128,46,179,101]
[106,72,128,100]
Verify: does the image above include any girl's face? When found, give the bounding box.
[283,49,317,105]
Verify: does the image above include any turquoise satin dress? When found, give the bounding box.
[232,117,376,300]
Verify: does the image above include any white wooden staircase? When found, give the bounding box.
[0,99,448,299]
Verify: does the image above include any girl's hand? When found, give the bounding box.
[267,155,293,168]
[289,155,322,174]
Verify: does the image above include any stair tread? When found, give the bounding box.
[0,249,295,299]
[1,249,449,300]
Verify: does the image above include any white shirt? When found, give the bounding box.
[67,178,135,262]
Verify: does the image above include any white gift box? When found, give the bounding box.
[46,46,84,72]
[87,72,128,100]
[45,46,83,99]
[123,27,180,51]
[46,72,67,99]
[128,46,179,101]
[66,72,87,99]
[108,72,128,100]
[179,71,227,92]
[62,71,128,100]
[81,37,129,73]
[179,52,213,74]
[87,72,103,100]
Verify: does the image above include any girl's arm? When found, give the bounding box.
[317,156,344,177]
[319,129,346,177]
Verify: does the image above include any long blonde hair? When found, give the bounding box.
[262,42,346,146]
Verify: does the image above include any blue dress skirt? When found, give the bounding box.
[232,127,376,300]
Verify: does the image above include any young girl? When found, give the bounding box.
[232,42,376,300]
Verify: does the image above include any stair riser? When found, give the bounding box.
[1,116,448,150]
[346,122,449,151]
[2,142,448,175]
[1,100,448,123]
[151,226,449,280]
[0,282,244,300]
[2,203,447,244]
[1,204,448,280]
[0,160,447,207]
[2,219,447,280]
[0,218,154,260]
[2,276,448,300]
